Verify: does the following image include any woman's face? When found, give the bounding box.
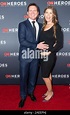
[44,8,53,23]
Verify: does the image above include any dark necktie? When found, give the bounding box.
[32,21,36,38]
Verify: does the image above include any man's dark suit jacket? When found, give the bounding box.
[18,19,42,61]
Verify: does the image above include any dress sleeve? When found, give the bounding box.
[49,24,64,53]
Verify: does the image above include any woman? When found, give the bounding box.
[39,6,63,102]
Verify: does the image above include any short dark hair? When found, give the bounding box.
[27,3,40,14]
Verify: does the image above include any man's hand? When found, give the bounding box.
[37,41,49,50]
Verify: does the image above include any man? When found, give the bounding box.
[18,3,49,108]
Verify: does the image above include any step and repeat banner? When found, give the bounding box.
[0,0,70,85]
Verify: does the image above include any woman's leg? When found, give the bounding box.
[43,73,52,96]
[42,74,53,101]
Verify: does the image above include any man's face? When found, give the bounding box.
[27,5,39,20]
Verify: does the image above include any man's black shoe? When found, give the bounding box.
[28,94,36,101]
[19,99,25,108]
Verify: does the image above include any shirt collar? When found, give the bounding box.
[28,18,36,23]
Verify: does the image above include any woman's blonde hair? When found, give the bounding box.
[42,5,58,38]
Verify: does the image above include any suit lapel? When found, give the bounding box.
[26,20,42,42]
[26,20,36,39]
[37,22,42,42]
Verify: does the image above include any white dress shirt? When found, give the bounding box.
[28,18,39,40]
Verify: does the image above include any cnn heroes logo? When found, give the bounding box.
[0,1,26,7]
[47,1,70,6]
[56,52,70,56]
[0,40,6,45]
[0,15,4,20]
[62,28,70,32]
[2,28,18,33]
[0,63,8,68]
[62,18,70,33]
[5,74,20,78]
[4,52,19,57]
[52,74,69,78]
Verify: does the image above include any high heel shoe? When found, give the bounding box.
[43,91,54,102]
[42,91,49,98]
